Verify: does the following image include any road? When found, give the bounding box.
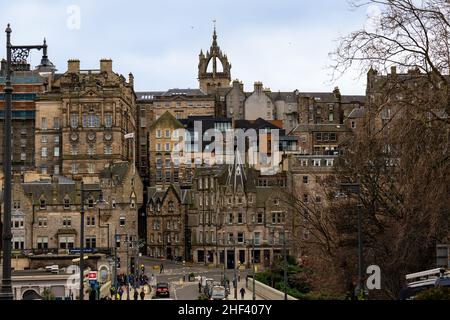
[139,257,253,300]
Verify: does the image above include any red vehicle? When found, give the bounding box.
[155,283,170,298]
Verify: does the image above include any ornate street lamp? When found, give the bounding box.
[0,24,49,300]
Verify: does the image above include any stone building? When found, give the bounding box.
[148,111,186,188]
[4,162,143,274]
[146,184,191,260]
[0,51,55,175]
[291,89,365,156]
[188,159,288,270]
[244,82,276,121]
[34,59,136,177]
[284,154,338,258]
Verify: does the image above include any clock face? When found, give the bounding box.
[88,133,96,141]
[104,133,112,141]
[70,133,78,141]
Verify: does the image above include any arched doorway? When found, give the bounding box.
[22,289,42,300]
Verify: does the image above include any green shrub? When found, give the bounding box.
[197,294,210,300]
[415,287,450,300]
[42,288,55,300]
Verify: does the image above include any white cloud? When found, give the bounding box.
[0,0,369,95]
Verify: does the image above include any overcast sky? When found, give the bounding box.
[1,0,373,95]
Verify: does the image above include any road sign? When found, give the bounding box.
[88,271,98,281]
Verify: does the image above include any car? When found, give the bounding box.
[155,282,170,297]
[210,286,226,300]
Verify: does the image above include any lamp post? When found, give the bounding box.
[79,181,85,300]
[232,239,237,300]
[0,24,47,300]
[78,182,106,300]
[283,230,288,301]
[340,183,363,297]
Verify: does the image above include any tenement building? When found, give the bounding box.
[0,47,56,175]
[34,59,136,177]
[188,159,289,270]
[6,162,142,273]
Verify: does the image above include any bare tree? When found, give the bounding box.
[272,0,450,299]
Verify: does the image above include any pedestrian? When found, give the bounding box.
[140,290,145,300]
[198,281,202,293]
[240,287,246,300]
[160,263,164,274]
[134,290,139,301]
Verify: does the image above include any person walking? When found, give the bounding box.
[160,263,164,274]
[240,287,246,300]
[134,290,139,301]
[140,290,145,300]
[198,281,202,293]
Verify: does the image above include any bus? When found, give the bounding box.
[400,268,450,299]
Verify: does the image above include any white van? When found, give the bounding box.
[211,286,226,300]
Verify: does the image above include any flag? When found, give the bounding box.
[124,132,135,139]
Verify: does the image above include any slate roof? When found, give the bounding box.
[149,111,184,130]
[99,161,130,184]
[292,123,351,133]
[347,107,367,119]
[341,95,366,104]
[136,91,165,101]
[147,184,191,205]
[147,187,168,203]
[162,88,206,96]
[298,92,338,102]
[268,91,298,103]
[234,118,284,132]
[21,176,77,204]
[180,116,232,134]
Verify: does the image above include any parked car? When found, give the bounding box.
[208,281,221,297]
[155,282,170,297]
[210,286,226,300]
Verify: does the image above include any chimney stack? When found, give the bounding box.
[100,59,113,74]
[391,65,397,75]
[67,59,80,73]
[128,72,134,87]
[254,81,263,93]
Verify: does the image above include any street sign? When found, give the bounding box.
[88,271,98,281]
[70,248,94,254]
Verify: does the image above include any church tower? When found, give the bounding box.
[198,24,232,94]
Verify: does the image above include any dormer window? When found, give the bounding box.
[40,198,46,210]
[88,197,94,209]
[64,197,70,209]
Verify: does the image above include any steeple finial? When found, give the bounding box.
[212,19,217,48]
